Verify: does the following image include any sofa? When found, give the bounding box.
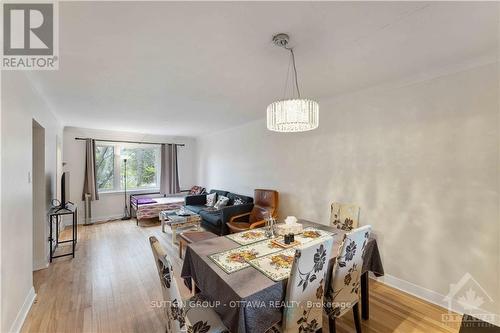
[184,189,254,235]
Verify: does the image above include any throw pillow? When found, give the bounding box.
[233,197,245,205]
[205,192,217,207]
[214,196,229,210]
[189,186,205,195]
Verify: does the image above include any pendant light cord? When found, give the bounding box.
[283,52,292,100]
[288,47,301,98]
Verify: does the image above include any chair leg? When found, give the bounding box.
[328,316,336,333]
[353,303,362,333]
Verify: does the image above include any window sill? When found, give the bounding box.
[98,188,160,196]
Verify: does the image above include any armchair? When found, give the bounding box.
[226,189,279,233]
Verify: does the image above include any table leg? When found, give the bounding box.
[56,217,59,244]
[172,226,177,245]
[72,211,76,258]
[49,215,53,263]
[179,240,183,259]
[75,208,78,244]
[161,215,165,233]
[361,271,369,320]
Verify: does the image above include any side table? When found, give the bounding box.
[48,203,77,262]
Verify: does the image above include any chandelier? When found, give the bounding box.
[267,33,319,132]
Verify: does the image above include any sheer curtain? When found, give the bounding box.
[160,144,180,195]
[82,138,99,201]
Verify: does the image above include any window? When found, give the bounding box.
[95,142,161,192]
[121,146,160,190]
[96,144,114,191]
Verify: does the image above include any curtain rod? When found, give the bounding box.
[74,137,185,147]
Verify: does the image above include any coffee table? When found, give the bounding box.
[159,210,202,244]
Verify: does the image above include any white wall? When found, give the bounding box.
[32,121,46,273]
[1,72,63,333]
[63,127,197,223]
[0,68,2,333]
[197,63,500,319]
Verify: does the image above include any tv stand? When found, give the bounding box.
[48,203,77,262]
[53,201,75,214]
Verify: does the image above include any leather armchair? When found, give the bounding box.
[227,189,279,234]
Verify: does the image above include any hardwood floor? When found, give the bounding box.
[22,219,461,333]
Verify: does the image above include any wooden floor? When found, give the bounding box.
[22,219,461,333]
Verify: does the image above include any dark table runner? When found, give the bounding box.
[181,221,384,333]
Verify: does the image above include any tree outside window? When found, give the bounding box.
[121,146,160,190]
[96,144,114,191]
[95,142,160,192]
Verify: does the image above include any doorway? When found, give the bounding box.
[32,119,46,271]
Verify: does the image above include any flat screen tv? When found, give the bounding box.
[60,171,70,208]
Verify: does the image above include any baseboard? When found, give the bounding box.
[87,214,123,224]
[61,213,124,228]
[372,273,499,327]
[9,286,36,333]
[72,214,123,225]
[33,259,48,271]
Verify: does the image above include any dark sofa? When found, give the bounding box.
[184,189,254,235]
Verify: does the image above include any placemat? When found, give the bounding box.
[209,227,335,274]
[208,239,285,273]
[248,248,296,281]
[225,228,268,245]
[248,228,336,281]
[294,227,335,243]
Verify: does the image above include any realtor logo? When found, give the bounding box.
[442,273,497,327]
[1,2,58,70]
[4,3,53,55]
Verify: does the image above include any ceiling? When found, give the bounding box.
[27,1,498,137]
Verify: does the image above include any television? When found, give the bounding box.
[60,172,70,208]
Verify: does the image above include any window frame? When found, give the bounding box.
[95,141,162,194]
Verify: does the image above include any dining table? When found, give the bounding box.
[180,220,384,333]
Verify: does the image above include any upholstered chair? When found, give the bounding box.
[329,202,360,231]
[324,225,372,333]
[149,237,229,333]
[267,237,333,333]
[226,189,279,233]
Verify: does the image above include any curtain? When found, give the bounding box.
[82,139,99,201]
[160,143,180,195]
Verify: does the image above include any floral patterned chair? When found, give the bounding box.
[267,237,334,333]
[329,202,360,231]
[149,237,229,333]
[324,225,371,333]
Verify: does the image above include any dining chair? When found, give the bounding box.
[267,237,334,333]
[226,189,279,233]
[329,202,360,231]
[324,225,372,333]
[149,236,229,333]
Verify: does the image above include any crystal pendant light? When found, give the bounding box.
[267,33,319,132]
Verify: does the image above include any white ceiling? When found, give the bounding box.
[28,1,498,137]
